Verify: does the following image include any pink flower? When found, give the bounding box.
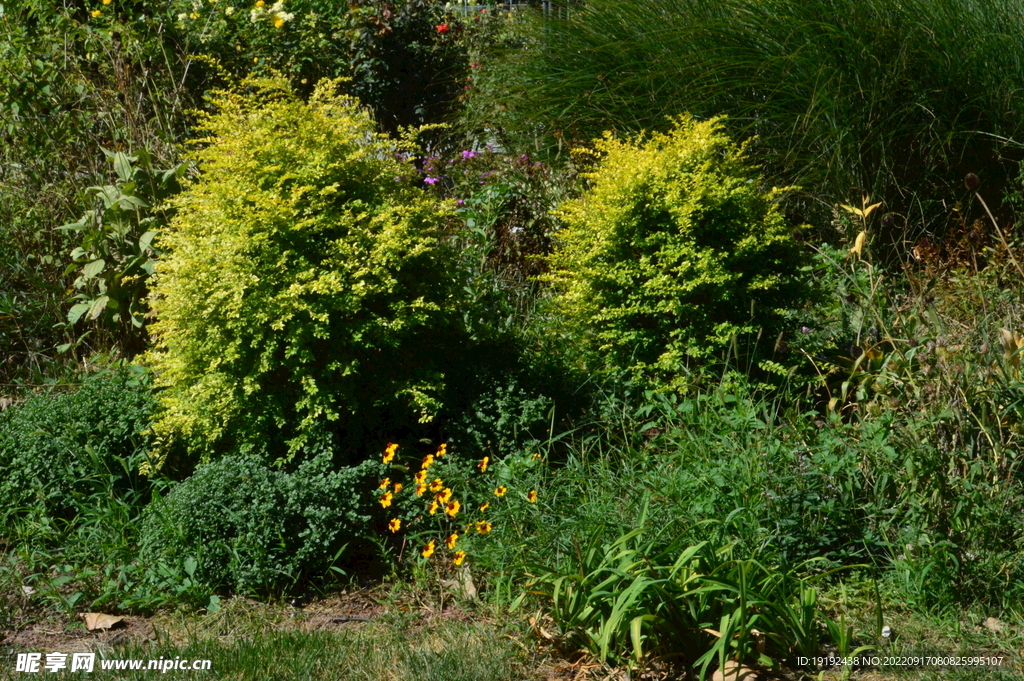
[424,177,439,185]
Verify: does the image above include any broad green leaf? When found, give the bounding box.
[87,295,109,320]
[82,259,106,279]
[67,302,91,325]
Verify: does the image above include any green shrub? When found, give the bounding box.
[144,77,464,464]
[545,116,811,388]
[139,449,376,594]
[0,368,155,521]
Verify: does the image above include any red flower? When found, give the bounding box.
[436,22,449,33]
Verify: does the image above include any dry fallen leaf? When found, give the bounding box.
[712,660,760,681]
[82,613,124,632]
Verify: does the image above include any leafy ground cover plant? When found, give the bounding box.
[544,116,812,388]
[143,77,466,465]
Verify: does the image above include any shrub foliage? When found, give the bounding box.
[144,78,461,464]
[546,116,810,386]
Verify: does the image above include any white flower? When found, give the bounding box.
[178,12,188,20]
[225,5,234,14]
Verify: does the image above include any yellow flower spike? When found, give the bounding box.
[477,456,489,472]
[428,500,440,515]
[415,483,427,497]
[414,469,427,484]
[377,477,391,490]
[429,478,444,492]
[91,9,101,16]
[453,550,466,566]
[445,500,461,517]
[379,491,393,508]
[388,518,401,533]
[479,502,490,512]
[421,539,436,558]
[528,490,538,503]
[445,532,459,549]
[494,486,507,497]
[393,483,403,495]
[383,442,398,463]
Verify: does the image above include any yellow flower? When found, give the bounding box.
[388,518,401,533]
[102,0,111,4]
[445,500,461,517]
[528,490,538,503]
[383,442,398,463]
[414,469,427,484]
[479,502,490,512]
[421,539,436,558]
[393,483,403,495]
[225,6,235,14]
[453,550,466,566]
[436,443,448,456]
[190,12,199,18]
[273,15,284,27]
[429,478,444,492]
[445,532,459,549]
[91,9,101,16]
[253,56,259,62]
[422,454,435,469]
[494,486,507,497]
[476,521,492,535]
[379,491,393,508]
[435,487,452,504]
[477,456,489,473]
[428,500,440,515]
[532,452,542,461]
[256,0,264,5]
[378,477,391,490]
[415,483,427,497]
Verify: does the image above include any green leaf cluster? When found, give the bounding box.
[546,116,811,388]
[144,77,461,465]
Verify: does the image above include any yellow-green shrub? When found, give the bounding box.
[144,78,459,465]
[547,116,810,387]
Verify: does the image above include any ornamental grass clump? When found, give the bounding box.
[144,77,461,465]
[546,116,811,388]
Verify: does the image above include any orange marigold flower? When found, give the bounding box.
[494,486,507,497]
[378,477,391,490]
[528,490,538,503]
[477,456,489,472]
[380,491,393,508]
[479,502,490,512]
[393,483,403,494]
[453,550,466,566]
[422,539,436,558]
[388,518,401,533]
[445,500,461,517]
[445,532,459,549]
[476,521,492,534]
[429,478,444,492]
[414,469,427,484]
[428,500,440,515]
[416,483,427,497]
[383,442,398,463]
